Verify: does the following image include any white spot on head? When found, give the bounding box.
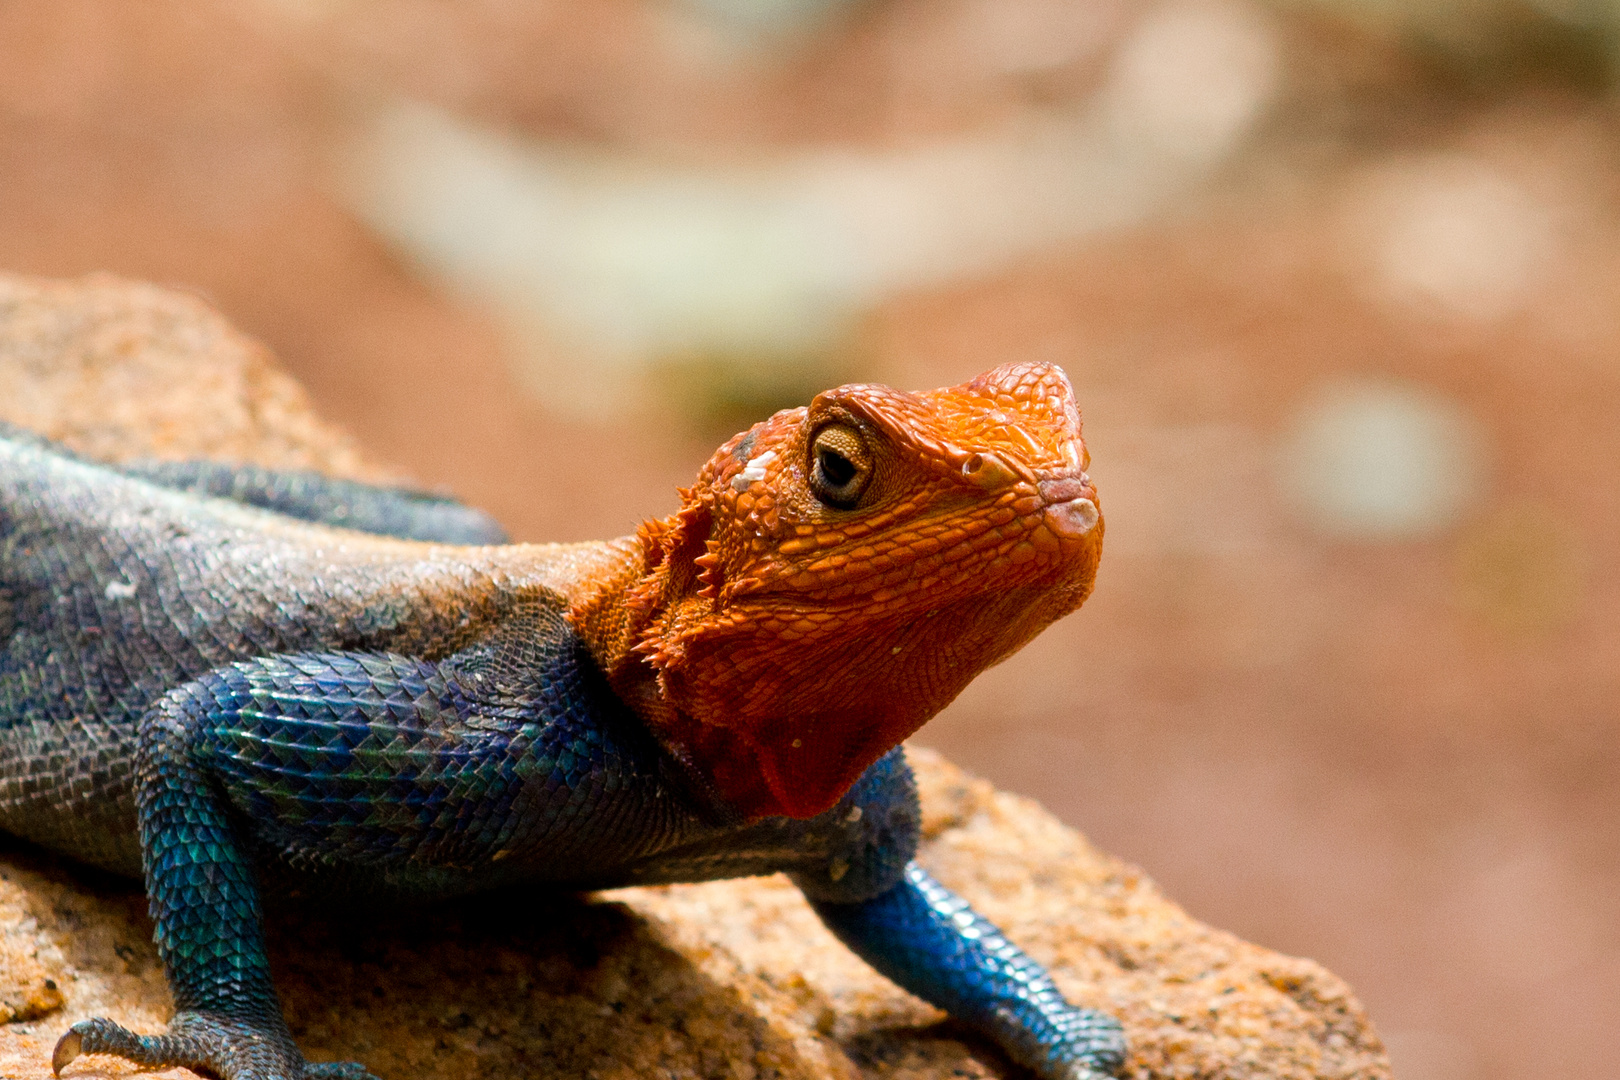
[731,449,777,492]
[104,580,138,601]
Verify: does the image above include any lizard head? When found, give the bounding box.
[574,360,1102,820]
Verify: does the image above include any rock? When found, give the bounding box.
[0,273,386,480]
[0,272,1391,1080]
[0,884,63,1025]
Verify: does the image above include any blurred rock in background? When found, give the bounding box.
[331,0,1278,416]
[1,2,1618,1079]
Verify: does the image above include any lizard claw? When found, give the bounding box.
[50,1013,379,1080]
[1047,1006,1128,1080]
[49,1023,81,1075]
[999,1003,1126,1080]
[1055,1068,1119,1080]
[53,1018,149,1075]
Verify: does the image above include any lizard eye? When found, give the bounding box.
[809,424,872,509]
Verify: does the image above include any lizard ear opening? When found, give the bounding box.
[626,497,713,630]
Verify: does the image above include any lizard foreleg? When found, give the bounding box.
[54,676,379,1080]
[809,862,1126,1080]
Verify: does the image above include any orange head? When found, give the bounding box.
[571,361,1102,820]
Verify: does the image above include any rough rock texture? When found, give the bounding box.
[0,273,387,480]
[0,273,1391,1080]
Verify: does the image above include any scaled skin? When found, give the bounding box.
[575,361,1102,819]
[0,361,1117,1080]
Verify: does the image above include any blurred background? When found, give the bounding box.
[1,1,1616,1077]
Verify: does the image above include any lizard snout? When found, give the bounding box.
[1038,475,1100,540]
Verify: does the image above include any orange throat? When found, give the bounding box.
[566,360,1104,822]
[567,528,901,820]
[569,524,1099,822]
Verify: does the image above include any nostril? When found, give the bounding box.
[961,451,1018,489]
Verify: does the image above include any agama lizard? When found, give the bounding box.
[0,360,1121,1080]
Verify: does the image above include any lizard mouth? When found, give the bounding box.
[1038,475,1100,540]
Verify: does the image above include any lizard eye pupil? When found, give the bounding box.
[808,424,872,509]
[818,448,856,487]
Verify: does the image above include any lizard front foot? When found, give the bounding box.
[998,1002,1127,1080]
[52,1013,379,1080]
